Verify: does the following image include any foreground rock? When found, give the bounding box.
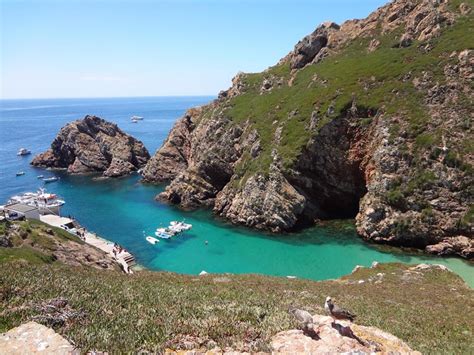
[143,0,473,258]
[32,115,149,177]
[0,322,76,354]
[164,314,417,354]
[271,314,418,354]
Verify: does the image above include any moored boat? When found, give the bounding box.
[17,148,31,156]
[156,227,177,236]
[7,187,65,215]
[146,236,160,245]
[43,176,59,183]
[169,221,192,233]
[131,115,143,120]
[154,231,172,239]
[16,171,25,176]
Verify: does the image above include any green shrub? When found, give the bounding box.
[386,188,407,210]
[406,171,437,193]
[415,133,436,149]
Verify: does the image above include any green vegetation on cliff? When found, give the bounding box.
[225,4,473,185]
[0,220,82,264]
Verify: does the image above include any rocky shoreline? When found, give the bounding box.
[142,0,473,259]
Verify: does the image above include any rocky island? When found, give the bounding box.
[143,0,473,259]
[32,115,150,177]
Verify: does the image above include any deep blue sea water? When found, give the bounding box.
[1,97,473,286]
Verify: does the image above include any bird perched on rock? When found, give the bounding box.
[288,306,315,332]
[324,296,356,322]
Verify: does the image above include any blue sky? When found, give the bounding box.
[1,0,387,99]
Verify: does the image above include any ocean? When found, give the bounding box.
[1,96,473,286]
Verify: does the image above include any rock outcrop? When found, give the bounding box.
[32,115,149,177]
[164,314,417,354]
[0,322,76,354]
[143,0,473,258]
[271,314,418,354]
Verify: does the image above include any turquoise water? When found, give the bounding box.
[1,98,473,286]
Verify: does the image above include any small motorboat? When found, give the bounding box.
[169,221,192,233]
[155,231,172,239]
[156,227,176,236]
[17,148,31,156]
[146,236,160,245]
[37,175,44,179]
[131,115,143,121]
[131,118,138,123]
[16,171,25,176]
[43,176,59,183]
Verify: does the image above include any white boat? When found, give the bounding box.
[131,119,138,123]
[37,175,44,179]
[154,231,172,239]
[169,221,192,233]
[146,236,160,245]
[131,115,143,120]
[156,227,177,236]
[16,171,25,176]
[43,176,59,183]
[7,188,65,215]
[17,148,31,156]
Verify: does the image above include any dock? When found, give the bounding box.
[39,215,136,274]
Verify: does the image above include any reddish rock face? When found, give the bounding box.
[141,110,197,183]
[31,115,150,177]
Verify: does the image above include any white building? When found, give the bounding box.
[3,203,40,220]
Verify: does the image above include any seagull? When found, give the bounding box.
[288,306,314,332]
[324,296,356,322]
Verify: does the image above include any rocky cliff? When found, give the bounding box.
[143,0,473,258]
[32,115,150,177]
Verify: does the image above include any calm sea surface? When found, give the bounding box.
[1,97,473,286]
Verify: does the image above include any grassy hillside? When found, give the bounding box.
[1,221,473,353]
[218,4,473,184]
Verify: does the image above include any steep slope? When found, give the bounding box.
[32,115,150,177]
[0,220,120,271]
[143,0,473,258]
[1,239,473,353]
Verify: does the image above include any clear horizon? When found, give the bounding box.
[0,95,216,101]
[1,0,387,99]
